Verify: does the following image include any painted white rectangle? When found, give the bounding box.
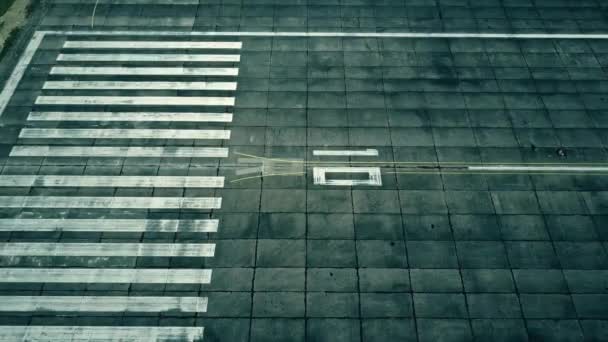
[0,243,215,257]
[0,219,219,232]
[50,66,239,76]
[0,269,212,284]
[0,326,204,342]
[35,96,235,106]
[10,146,229,158]
[64,41,242,49]
[28,111,233,122]
[58,53,240,62]
[0,196,222,209]
[0,296,208,312]
[313,149,379,157]
[313,167,383,186]
[20,128,231,140]
[0,175,225,188]
[43,81,237,91]
[467,165,608,172]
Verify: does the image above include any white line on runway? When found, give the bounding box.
[0,175,225,188]
[0,32,44,118]
[28,111,233,122]
[43,81,238,91]
[44,30,608,39]
[467,165,608,172]
[0,326,205,342]
[50,66,239,76]
[64,40,242,49]
[0,242,215,257]
[58,53,240,62]
[10,146,229,158]
[0,296,208,312]
[313,149,379,156]
[0,268,213,283]
[20,128,231,140]
[0,196,222,209]
[313,167,383,186]
[0,219,219,232]
[36,96,235,106]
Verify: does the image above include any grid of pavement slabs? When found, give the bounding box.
[0,0,607,341]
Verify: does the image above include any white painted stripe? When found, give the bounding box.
[0,219,219,232]
[0,269,212,284]
[36,96,235,106]
[10,146,229,158]
[313,149,379,157]
[64,41,242,49]
[41,30,608,39]
[0,175,225,188]
[0,196,222,209]
[20,128,231,140]
[0,32,44,118]
[313,167,383,186]
[468,165,608,172]
[0,243,215,257]
[50,66,239,76]
[43,81,237,91]
[28,111,233,122]
[58,53,240,62]
[0,296,208,312]
[0,326,204,342]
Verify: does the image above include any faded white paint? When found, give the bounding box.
[10,146,229,158]
[0,242,216,257]
[20,128,231,139]
[0,296,208,312]
[0,326,205,342]
[0,175,225,188]
[0,268,212,283]
[0,219,219,232]
[0,196,222,209]
[28,111,233,122]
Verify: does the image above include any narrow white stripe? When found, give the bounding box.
[0,32,44,118]
[313,149,379,156]
[10,146,229,158]
[58,53,240,62]
[468,165,608,172]
[313,167,383,186]
[0,296,208,312]
[0,219,219,232]
[0,269,212,283]
[43,81,237,91]
[50,66,239,76]
[0,326,205,342]
[0,196,222,209]
[20,128,231,139]
[0,175,224,188]
[36,96,235,106]
[28,111,233,122]
[41,30,608,39]
[0,243,215,257]
[64,41,242,49]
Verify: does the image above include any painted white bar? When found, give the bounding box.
[0,326,204,342]
[36,96,235,106]
[0,243,215,257]
[0,296,208,312]
[9,146,229,158]
[0,196,222,209]
[0,219,219,232]
[64,40,242,49]
[58,53,240,62]
[43,81,238,91]
[0,268,212,284]
[313,167,383,186]
[50,66,239,76]
[313,149,379,157]
[0,32,44,118]
[41,30,608,39]
[28,111,233,122]
[20,128,231,140]
[468,165,608,172]
[0,175,225,188]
